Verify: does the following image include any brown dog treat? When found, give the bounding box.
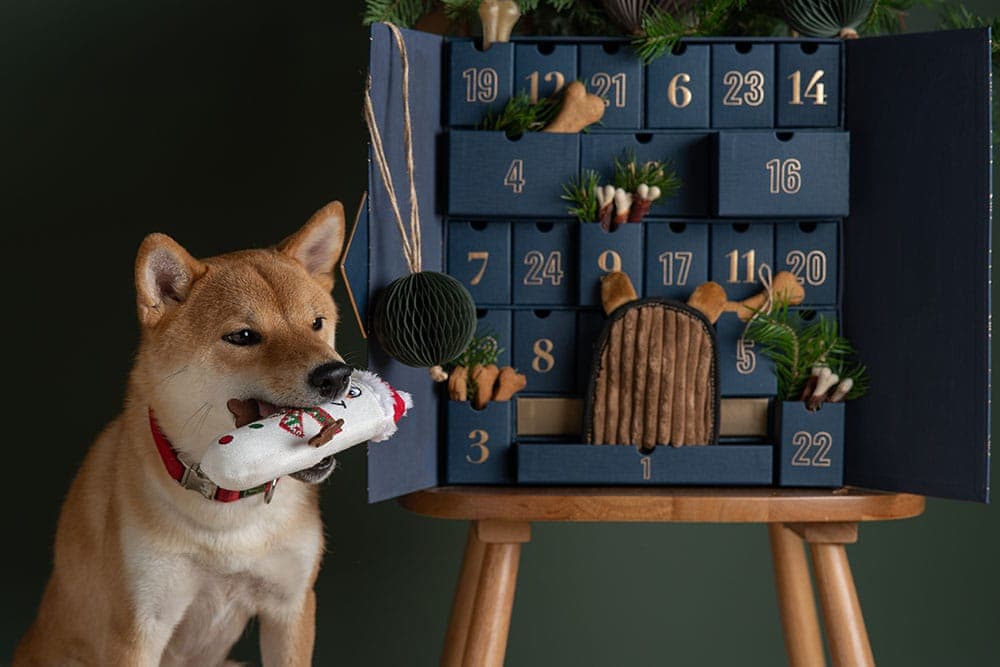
[726,271,806,321]
[687,281,728,325]
[479,0,520,50]
[308,419,344,447]
[612,188,632,227]
[600,271,638,315]
[492,366,526,402]
[227,398,259,428]
[471,364,500,410]
[543,81,605,133]
[448,365,468,402]
[428,365,449,382]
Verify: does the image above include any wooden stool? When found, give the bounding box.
[401,487,925,667]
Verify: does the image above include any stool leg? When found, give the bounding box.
[442,524,487,667]
[462,520,530,667]
[769,524,824,667]
[810,541,875,667]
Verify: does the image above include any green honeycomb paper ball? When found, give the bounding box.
[781,0,874,37]
[372,271,477,368]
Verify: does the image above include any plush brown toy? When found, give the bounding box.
[586,271,719,448]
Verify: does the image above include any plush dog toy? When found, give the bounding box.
[199,370,412,490]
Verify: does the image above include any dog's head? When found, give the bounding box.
[133,201,347,482]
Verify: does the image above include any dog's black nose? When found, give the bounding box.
[309,361,351,399]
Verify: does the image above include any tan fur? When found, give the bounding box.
[15,201,347,667]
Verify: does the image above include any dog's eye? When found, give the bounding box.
[312,317,325,331]
[222,329,262,346]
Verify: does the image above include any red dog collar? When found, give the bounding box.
[149,409,277,503]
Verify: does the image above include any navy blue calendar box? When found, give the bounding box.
[365,25,993,506]
[775,221,838,306]
[446,400,515,484]
[643,221,709,301]
[448,130,579,217]
[716,312,777,397]
[447,220,511,305]
[577,223,643,307]
[711,43,775,128]
[512,221,575,305]
[646,43,710,129]
[579,132,710,216]
[474,308,512,368]
[514,42,576,103]
[447,40,513,127]
[716,130,850,217]
[576,309,606,394]
[513,309,577,394]
[775,401,845,487]
[579,43,643,128]
[710,222,774,301]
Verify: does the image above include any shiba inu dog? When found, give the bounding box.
[15,201,348,666]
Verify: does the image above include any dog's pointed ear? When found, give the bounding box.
[278,201,346,292]
[135,233,207,328]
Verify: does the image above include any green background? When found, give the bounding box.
[2,2,996,665]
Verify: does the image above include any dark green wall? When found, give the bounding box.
[2,2,997,665]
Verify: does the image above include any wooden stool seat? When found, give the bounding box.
[401,486,925,667]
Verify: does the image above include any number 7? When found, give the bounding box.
[467,251,489,285]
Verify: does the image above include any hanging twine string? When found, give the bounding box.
[740,263,775,343]
[362,22,422,274]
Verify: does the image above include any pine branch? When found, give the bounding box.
[561,169,601,222]
[612,150,682,199]
[363,0,435,27]
[478,90,561,134]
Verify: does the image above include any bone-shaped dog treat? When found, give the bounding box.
[686,281,727,325]
[493,366,527,401]
[479,0,520,50]
[200,370,412,491]
[543,81,605,134]
[724,271,805,321]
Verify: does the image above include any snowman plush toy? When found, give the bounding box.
[198,370,411,499]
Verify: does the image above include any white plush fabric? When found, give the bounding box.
[199,370,412,490]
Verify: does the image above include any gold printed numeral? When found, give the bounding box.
[640,456,652,480]
[785,250,826,286]
[466,251,489,285]
[590,72,627,108]
[504,159,525,194]
[466,429,490,464]
[658,250,693,286]
[525,70,566,104]
[532,338,555,373]
[462,67,498,103]
[722,70,765,107]
[736,336,756,375]
[788,69,827,106]
[597,249,622,273]
[790,430,833,467]
[667,73,693,109]
[725,249,756,284]
[765,158,802,194]
[523,250,564,286]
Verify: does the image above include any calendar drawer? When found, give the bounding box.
[513,309,577,394]
[474,308,513,368]
[776,43,841,128]
[775,221,838,306]
[710,222,774,302]
[448,40,513,127]
[643,221,709,300]
[577,223,644,307]
[715,130,850,217]
[446,401,515,484]
[645,42,710,129]
[514,42,576,103]
[448,220,511,305]
[580,42,643,128]
[717,312,777,397]
[512,221,575,305]
[448,130,580,217]
[711,43,775,128]
[775,401,845,487]
[576,310,606,394]
[579,132,711,216]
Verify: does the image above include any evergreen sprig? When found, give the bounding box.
[612,150,681,199]
[561,169,601,222]
[633,0,767,63]
[744,300,869,401]
[479,90,561,134]
[450,331,504,395]
[362,0,436,26]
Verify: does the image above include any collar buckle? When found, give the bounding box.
[178,455,218,500]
